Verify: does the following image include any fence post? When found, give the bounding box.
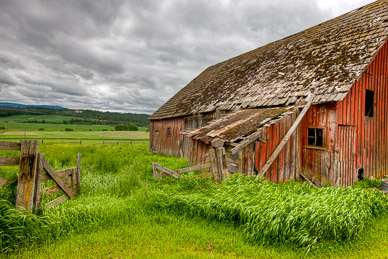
[76,153,81,194]
[33,153,44,213]
[15,140,39,211]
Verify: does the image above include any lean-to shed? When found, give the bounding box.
[149,0,388,187]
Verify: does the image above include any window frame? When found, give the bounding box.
[306,127,324,147]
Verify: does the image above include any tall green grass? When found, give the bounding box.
[149,174,388,250]
[1,143,387,255]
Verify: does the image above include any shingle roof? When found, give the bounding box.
[188,107,293,144]
[150,0,388,120]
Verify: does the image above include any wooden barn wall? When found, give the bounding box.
[300,103,337,186]
[188,138,212,165]
[149,117,185,156]
[336,40,388,184]
[255,112,300,183]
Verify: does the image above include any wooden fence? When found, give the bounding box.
[0,140,81,212]
[153,147,229,181]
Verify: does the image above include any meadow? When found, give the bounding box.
[0,143,387,258]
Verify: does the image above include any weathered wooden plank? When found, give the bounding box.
[208,149,219,182]
[76,153,81,194]
[33,153,44,213]
[15,140,39,211]
[154,163,181,178]
[257,90,316,178]
[0,178,9,187]
[300,172,317,188]
[43,159,74,198]
[0,157,20,166]
[231,129,263,155]
[43,184,61,196]
[46,194,69,209]
[0,141,21,150]
[54,168,76,178]
[174,163,211,174]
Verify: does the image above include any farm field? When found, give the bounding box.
[0,143,387,258]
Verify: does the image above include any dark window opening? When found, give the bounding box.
[365,90,374,117]
[358,168,364,181]
[167,127,170,136]
[307,128,324,147]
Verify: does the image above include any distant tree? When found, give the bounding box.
[38,128,44,131]
[64,128,74,131]
[114,124,138,131]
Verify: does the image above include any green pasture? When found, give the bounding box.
[0,114,78,124]
[0,144,387,258]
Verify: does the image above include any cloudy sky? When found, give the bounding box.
[0,0,376,114]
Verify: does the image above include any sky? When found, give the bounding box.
[0,0,376,114]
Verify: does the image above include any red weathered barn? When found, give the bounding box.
[149,0,388,187]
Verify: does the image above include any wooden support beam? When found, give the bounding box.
[46,195,68,209]
[43,158,74,198]
[174,163,211,174]
[153,163,181,178]
[299,172,317,188]
[257,90,317,178]
[209,149,219,182]
[0,157,20,166]
[15,140,39,211]
[231,129,263,155]
[0,141,21,150]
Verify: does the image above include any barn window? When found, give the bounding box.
[167,127,171,136]
[365,90,374,117]
[307,128,324,147]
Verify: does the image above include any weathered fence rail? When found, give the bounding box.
[0,140,81,212]
[152,147,229,182]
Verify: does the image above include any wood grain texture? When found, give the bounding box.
[0,141,21,151]
[0,157,20,166]
[15,140,39,211]
[43,159,74,198]
[46,194,68,209]
[33,153,44,213]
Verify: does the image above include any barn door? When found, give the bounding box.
[336,126,356,187]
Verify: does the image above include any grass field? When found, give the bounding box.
[0,114,79,123]
[1,143,387,258]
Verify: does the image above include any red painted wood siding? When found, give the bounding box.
[336,40,388,182]
[255,111,300,183]
[149,117,185,156]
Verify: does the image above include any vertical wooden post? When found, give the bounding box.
[217,147,229,180]
[76,153,81,194]
[16,140,39,211]
[33,153,44,213]
[209,149,219,182]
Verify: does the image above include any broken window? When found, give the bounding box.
[365,90,374,117]
[307,128,324,147]
[167,127,170,136]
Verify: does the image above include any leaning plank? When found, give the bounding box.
[0,157,20,166]
[299,172,317,188]
[257,90,316,178]
[16,140,39,211]
[154,163,181,178]
[231,129,264,155]
[0,178,9,187]
[46,195,68,209]
[174,163,211,174]
[76,153,81,194]
[0,141,21,151]
[43,159,74,198]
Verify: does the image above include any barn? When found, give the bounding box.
[149,0,388,187]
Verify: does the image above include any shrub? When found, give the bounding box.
[114,124,138,131]
[101,129,108,131]
[38,128,45,131]
[0,126,5,130]
[64,128,74,131]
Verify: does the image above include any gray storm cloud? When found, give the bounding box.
[0,0,375,114]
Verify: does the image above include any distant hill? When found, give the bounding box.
[0,102,65,109]
[0,105,149,127]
